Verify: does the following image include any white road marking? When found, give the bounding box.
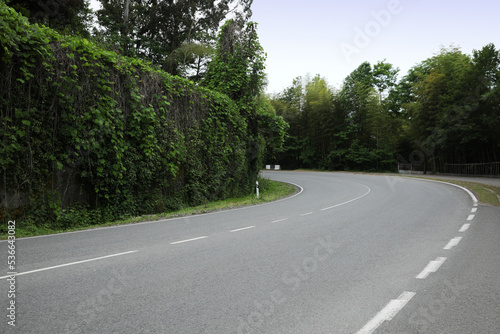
[355,291,416,334]
[467,215,475,221]
[407,178,478,206]
[271,219,287,223]
[471,208,477,213]
[416,257,447,279]
[444,237,463,250]
[0,250,138,279]
[321,184,371,211]
[300,212,313,216]
[459,224,471,232]
[230,226,255,233]
[170,236,208,245]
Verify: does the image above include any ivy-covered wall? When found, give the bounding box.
[0,3,256,229]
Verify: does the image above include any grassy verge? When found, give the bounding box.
[2,178,297,239]
[404,176,500,206]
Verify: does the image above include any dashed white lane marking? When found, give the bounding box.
[321,184,371,211]
[271,219,287,223]
[416,257,447,279]
[230,226,255,233]
[300,212,313,216]
[170,236,208,245]
[0,250,138,279]
[444,237,463,250]
[355,291,416,334]
[467,215,475,221]
[471,208,477,213]
[459,224,471,232]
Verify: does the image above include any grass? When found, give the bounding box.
[1,178,297,239]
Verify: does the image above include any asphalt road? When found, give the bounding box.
[390,173,500,187]
[1,171,499,333]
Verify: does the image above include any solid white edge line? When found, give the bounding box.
[0,250,138,280]
[6,179,303,242]
[170,236,208,245]
[321,184,372,211]
[355,291,416,334]
[459,224,471,232]
[416,257,447,279]
[230,226,255,233]
[399,177,478,206]
[444,237,463,250]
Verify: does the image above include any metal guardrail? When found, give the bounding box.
[398,162,500,176]
[445,162,500,176]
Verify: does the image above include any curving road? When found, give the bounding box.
[1,171,499,333]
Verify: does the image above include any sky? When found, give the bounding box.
[89,0,500,94]
[250,0,500,93]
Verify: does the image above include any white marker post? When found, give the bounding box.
[256,181,259,199]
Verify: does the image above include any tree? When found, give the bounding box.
[203,19,272,187]
[339,62,375,148]
[303,75,334,164]
[94,0,142,56]
[372,60,399,101]
[96,0,253,77]
[398,45,500,171]
[407,47,474,170]
[470,43,500,162]
[269,77,305,169]
[203,20,265,102]
[7,0,92,36]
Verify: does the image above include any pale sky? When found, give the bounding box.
[251,0,500,93]
[90,0,500,94]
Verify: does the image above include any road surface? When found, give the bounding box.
[1,171,499,333]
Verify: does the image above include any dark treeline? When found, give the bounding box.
[269,46,500,173]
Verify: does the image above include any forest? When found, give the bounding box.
[1,0,499,232]
[269,47,500,173]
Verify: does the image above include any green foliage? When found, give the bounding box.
[0,3,275,230]
[7,0,93,37]
[273,46,499,173]
[204,19,284,188]
[203,20,267,102]
[400,45,500,171]
[95,0,253,77]
[272,71,397,171]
